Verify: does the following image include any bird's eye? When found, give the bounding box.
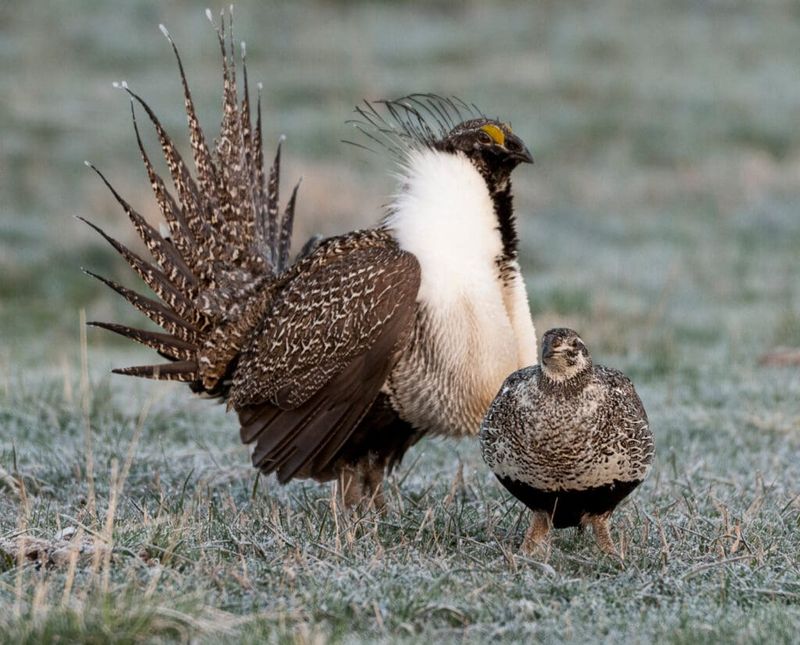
[550,339,562,349]
[478,131,493,145]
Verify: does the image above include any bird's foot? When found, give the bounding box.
[583,513,624,562]
[337,460,386,512]
[362,462,387,512]
[520,511,551,557]
[337,465,365,508]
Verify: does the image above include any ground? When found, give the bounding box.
[1,0,799,642]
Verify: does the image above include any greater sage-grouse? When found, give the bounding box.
[480,328,654,555]
[83,13,538,506]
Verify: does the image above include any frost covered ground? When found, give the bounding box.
[1,1,799,642]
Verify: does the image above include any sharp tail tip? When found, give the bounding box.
[279,134,287,143]
[158,23,170,39]
[205,8,213,22]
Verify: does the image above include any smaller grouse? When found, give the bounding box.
[480,328,654,556]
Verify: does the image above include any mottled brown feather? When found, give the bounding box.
[130,104,204,276]
[83,270,200,344]
[87,321,196,361]
[86,162,198,297]
[113,360,198,381]
[229,231,421,408]
[87,21,301,396]
[237,296,416,482]
[78,218,205,329]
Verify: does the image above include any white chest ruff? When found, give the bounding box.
[384,150,536,435]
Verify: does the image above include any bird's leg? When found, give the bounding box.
[358,453,387,511]
[361,461,386,511]
[338,464,364,508]
[338,458,386,509]
[521,511,551,555]
[584,512,619,558]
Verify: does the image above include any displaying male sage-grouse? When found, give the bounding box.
[480,328,654,556]
[82,13,538,506]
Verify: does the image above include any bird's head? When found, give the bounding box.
[348,96,532,184]
[540,328,592,382]
[434,118,533,183]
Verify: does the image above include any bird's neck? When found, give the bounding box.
[384,149,511,303]
[490,178,518,266]
[540,365,593,396]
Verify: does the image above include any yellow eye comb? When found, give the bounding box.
[480,124,506,146]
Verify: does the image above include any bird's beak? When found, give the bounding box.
[513,144,534,165]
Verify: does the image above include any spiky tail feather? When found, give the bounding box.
[83,10,300,394]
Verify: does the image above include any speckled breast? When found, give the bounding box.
[481,369,653,491]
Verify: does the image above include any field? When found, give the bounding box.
[2,0,800,642]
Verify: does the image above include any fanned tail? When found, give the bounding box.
[83,10,301,394]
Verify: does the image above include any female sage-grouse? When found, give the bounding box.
[82,13,538,507]
[480,328,654,556]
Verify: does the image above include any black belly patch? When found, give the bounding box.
[497,476,643,528]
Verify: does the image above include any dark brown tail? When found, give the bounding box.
[82,10,299,395]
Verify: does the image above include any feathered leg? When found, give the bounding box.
[361,456,386,511]
[521,511,550,555]
[337,458,386,510]
[583,512,619,557]
[338,464,364,508]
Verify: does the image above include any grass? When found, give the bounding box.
[2,0,800,642]
[1,363,799,642]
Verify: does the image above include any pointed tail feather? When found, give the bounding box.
[84,11,302,394]
[160,24,220,216]
[85,161,198,297]
[83,270,200,344]
[78,217,205,329]
[124,86,221,254]
[277,181,301,273]
[211,11,254,254]
[251,83,269,258]
[265,142,282,266]
[113,361,198,381]
[87,321,195,361]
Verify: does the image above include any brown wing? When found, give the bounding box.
[233,236,420,482]
[597,366,655,477]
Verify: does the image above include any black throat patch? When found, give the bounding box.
[490,178,518,268]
